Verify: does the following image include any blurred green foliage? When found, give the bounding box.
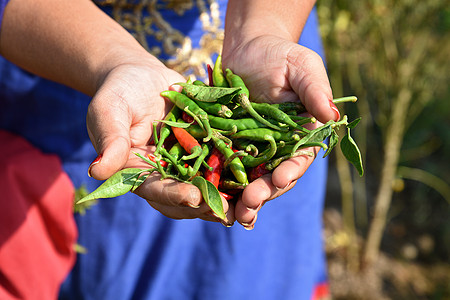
[317,0,450,259]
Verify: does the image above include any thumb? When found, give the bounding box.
[287,47,340,123]
[86,92,132,180]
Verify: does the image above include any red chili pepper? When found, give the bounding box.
[204,147,224,188]
[182,111,195,124]
[249,163,270,182]
[171,126,202,160]
[147,153,168,168]
[219,191,234,201]
[207,64,214,86]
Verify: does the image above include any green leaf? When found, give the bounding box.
[340,129,364,176]
[191,176,226,220]
[323,131,339,158]
[175,82,241,103]
[347,117,362,129]
[155,119,193,128]
[77,168,146,204]
[292,124,333,154]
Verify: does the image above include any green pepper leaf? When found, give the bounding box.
[77,168,146,204]
[340,128,364,176]
[191,176,226,220]
[175,82,241,103]
[292,124,333,154]
[323,130,339,158]
[347,117,362,129]
[156,119,193,128]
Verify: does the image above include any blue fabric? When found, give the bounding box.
[0,2,328,299]
[0,0,9,31]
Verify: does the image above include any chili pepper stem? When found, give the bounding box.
[181,145,203,160]
[223,150,248,168]
[330,115,349,128]
[332,96,358,104]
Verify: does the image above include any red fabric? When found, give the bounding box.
[311,282,331,300]
[0,131,78,300]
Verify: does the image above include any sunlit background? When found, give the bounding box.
[316,0,450,299]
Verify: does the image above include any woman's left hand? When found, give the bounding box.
[222,35,339,229]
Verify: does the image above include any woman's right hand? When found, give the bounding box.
[87,58,235,226]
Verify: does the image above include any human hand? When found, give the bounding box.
[86,59,235,225]
[222,35,340,229]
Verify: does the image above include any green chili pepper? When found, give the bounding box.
[161,90,213,142]
[208,114,277,131]
[231,128,300,142]
[230,105,249,119]
[225,68,282,131]
[241,135,277,168]
[194,99,233,118]
[212,54,229,88]
[168,142,185,161]
[250,102,305,131]
[159,147,189,178]
[212,133,248,185]
[188,144,210,178]
[219,179,247,190]
[271,102,307,114]
[193,80,207,86]
[155,106,181,155]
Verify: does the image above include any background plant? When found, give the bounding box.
[317,0,450,298]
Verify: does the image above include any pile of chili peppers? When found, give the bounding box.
[78,55,363,220]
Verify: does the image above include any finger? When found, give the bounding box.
[286,46,340,123]
[134,172,203,208]
[270,146,318,189]
[142,186,235,226]
[236,174,296,227]
[87,89,132,180]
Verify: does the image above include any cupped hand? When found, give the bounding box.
[222,35,339,229]
[86,59,235,225]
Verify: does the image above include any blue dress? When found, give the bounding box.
[0,1,328,299]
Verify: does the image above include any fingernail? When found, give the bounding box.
[184,202,200,209]
[220,220,234,228]
[241,214,257,230]
[246,202,262,212]
[329,100,340,121]
[243,224,255,231]
[275,181,292,191]
[87,154,102,177]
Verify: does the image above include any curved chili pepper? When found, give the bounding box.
[225,68,282,131]
[155,106,181,155]
[171,126,203,160]
[188,143,210,178]
[159,147,189,178]
[212,133,248,185]
[241,135,277,168]
[204,147,224,188]
[212,54,229,88]
[160,90,213,142]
